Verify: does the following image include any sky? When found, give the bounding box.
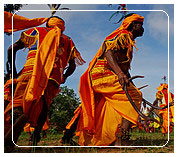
[3,3,174,104]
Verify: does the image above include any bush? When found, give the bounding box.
[49,86,80,131]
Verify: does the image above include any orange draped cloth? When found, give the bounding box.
[67,14,144,146]
[4,79,18,133]
[22,26,61,115]
[4,11,48,33]
[4,79,18,102]
[24,120,49,133]
[77,60,142,146]
[4,26,61,126]
[4,24,84,127]
[156,83,174,134]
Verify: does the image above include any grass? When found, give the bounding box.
[130,130,174,146]
[7,128,174,153]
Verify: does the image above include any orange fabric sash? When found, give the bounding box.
[4,11,48,33]
[24,120,49,132]
[23,26,61,115]
[4,79,18,101]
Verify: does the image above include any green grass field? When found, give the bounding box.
[9,128,174,153]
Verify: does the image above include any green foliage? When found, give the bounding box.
[49,126,58,135]
[49,86,80,131]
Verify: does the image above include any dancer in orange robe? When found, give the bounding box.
[4,13,85,148]
[66,13,144,146]
[156,83,174,135]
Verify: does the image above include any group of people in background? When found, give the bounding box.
[139,83,174,135]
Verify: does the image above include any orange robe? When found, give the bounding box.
[156,84,174,134]
[67,15,144,145]
[24,120,49,133]
[4,11,48,33]
[4,79,18,132]
[4,26,83,127]
[4,79,18,102]
[76,56,142,146]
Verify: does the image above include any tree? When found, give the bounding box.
[49,86,80,131]
[4,4,69,15]
[47,4,69,16]
[4,4,24,13]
